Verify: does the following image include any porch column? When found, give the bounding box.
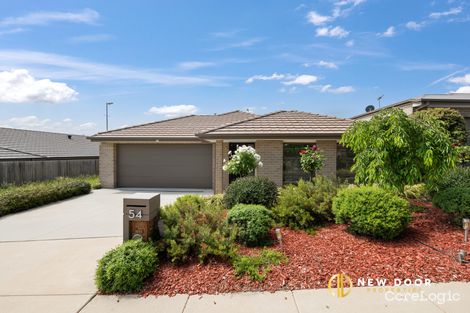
[316,140,337,177]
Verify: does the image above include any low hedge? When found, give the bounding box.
[223,176,278,209]
[95,239,157,293]
[0,177,92,217]
[333,186,411,240]
[227,204,274,246]
[433,187,470,225]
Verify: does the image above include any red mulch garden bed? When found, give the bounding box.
[141,202,470,296]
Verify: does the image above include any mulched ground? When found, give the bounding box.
[141,202,470,296]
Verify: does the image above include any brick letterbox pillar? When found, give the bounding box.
[123,193,160,242]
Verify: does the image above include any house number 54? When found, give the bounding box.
[128,209,143,219]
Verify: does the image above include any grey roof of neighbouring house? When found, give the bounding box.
[90,110,257,141]
[197,111,353,139]
[352,93,470,119]
[0,127,99,160]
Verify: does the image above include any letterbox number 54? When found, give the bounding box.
[128,209,143,219]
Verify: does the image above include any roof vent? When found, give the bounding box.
[365,105,375,112]
[67,135,72,139]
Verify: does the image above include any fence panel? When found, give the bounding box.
[0,158,99,185]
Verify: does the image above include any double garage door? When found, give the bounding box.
[117,144,213,189]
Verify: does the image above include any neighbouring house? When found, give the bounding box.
[89,110,353,193]
[352,93,470,142]
[0,127,99,185]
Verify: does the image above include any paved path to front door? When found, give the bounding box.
[0,188,211,313]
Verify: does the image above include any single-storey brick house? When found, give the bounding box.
[89,110,353,193]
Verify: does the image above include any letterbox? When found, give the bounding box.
[123,193,160,242]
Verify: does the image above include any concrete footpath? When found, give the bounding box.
[79,282,470,313]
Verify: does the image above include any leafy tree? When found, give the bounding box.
[413,108,467,145]
[341,108,456,191]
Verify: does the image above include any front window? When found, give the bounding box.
[283,143,310,184]
[336,143,354,181]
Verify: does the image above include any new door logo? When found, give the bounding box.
[328,273,353,298]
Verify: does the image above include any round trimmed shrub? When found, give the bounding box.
[227,204,274,246]
[433,187,470,225]
[95,239,157,293]
[273,176,337,230]
[223,176,278,209]
[332,186,411,240]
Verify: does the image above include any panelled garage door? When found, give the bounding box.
[117,144,212,188]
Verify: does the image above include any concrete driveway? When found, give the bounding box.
[0,188,212,313]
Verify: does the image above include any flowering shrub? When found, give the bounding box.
[299,145,324,177]
[223,145,263,177]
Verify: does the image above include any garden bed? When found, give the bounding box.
[142,203,470,296]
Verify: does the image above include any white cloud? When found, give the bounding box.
[69,34,114,43]
[317,60,338,69]
[429,7,462,19]
[453,86,470,93]
[0,69,77,103]
[345,39,355,47]
[283,75,318,86]
[0,49,220,86]
[306,11,332,25]
[78,122,97,130]
[7,116,51,128]
[211,38,264,51]
[406,21,425,30]
[379,26,396,37]
[178,61,215,71]
[449,74,470,84]
[0,28,25,36]
[315,26,349,38]
[246,73,285,84]
[147,104,199,118]
[320,84,355,93]
[335,0,366,6]
[1,115,98,134]
[210,30,241,38]
[0,9,99,27]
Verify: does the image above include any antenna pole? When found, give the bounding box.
[106,102,113,131]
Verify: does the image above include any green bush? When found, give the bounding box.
[95,239,157,293]
[160,195,236,263]
[232,249,287,282]
[78,175,101,189]
[413,108,467,145]
[433,187,470,225]
[204,194,225,210]
[0,177,91,217]
[431,167,470,194]
[223,176,278,209]
[332,186,411,240]
[403,183,429,200]
[227,204,274,246]
[273,176,338,230]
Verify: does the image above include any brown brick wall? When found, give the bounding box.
[316,140,337,177]
[256,140,283,186]
[214,140,224,193]
[99,142,116,188]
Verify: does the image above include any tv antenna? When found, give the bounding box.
[377,95,384,108]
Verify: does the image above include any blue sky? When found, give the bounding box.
[0,0,469,134]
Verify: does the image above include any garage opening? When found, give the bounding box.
[117,144,212,189]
